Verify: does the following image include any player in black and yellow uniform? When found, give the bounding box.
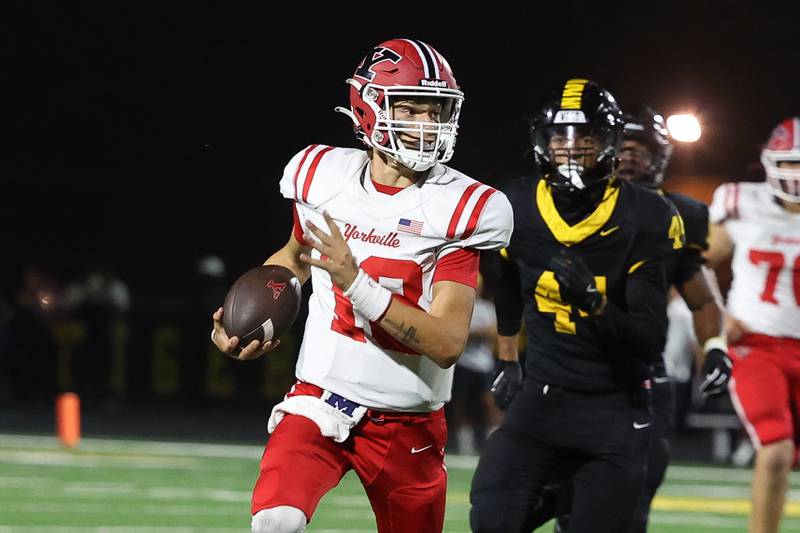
[612,106,731,533]
[469,80,685,533]
[529,106,734,533]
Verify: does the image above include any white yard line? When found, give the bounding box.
[0,524,244,533]
[0,435,262,460]
[650,512,746,529]
[2,484,251,503]
[6,502,242,515]
[145,487,250,502]
[309,530,389,533]
[651,512,800,530]
[659,483,800,501]
[666,464,800,485]
[325,495,372,508]
[0,450,199,469]
[0,476,62,488]
[659,484,751,499]
[0,473,253,503]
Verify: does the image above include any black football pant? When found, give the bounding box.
[537,375,674,533]
[627,375,673,533]
[470,377,651,533]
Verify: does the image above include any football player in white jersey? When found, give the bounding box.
[211,38,513,533]
[706,117,800,533]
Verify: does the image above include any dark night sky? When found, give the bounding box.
[6,2,800,287]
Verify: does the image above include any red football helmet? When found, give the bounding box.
[336,39,464,171]
[761,117,800,202]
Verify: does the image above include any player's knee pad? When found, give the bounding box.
[251,506,307,533]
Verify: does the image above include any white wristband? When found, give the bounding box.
[703,335,728,354]
[343,269,393,322]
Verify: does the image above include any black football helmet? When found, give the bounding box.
[529,79,624,194]
[618,105,673,188]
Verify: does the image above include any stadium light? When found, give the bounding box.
[666,114,702,143]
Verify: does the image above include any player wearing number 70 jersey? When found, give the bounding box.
[210,38,512,533]
[706,117,800,533]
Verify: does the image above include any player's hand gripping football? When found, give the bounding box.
[698,348,733,397]
[299,211,359,291]
[491,360,523,409]
[210,307,280,361]
[548,248,605,315]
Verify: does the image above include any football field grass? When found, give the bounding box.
[1,434,799,532]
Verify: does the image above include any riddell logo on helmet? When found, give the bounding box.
[420,79,448,88]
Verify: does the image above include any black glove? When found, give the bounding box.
[548,248,604,315]
[698,348,733,397]
[491,360,523,409]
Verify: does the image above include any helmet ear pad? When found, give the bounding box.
[348,84,391,148]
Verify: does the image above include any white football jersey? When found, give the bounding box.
[709,182,800,339]
[279,145,513,411]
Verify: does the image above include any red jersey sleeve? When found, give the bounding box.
[433,248,480,288]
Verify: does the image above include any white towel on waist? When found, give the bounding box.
[267,394,367,443]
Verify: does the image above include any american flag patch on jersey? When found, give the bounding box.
[397,218,423,235]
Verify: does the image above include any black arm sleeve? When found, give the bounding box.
[481,250,524,336]
[593,259,668,363]
[672,247,705,288]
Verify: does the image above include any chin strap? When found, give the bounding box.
[557,159,586,190]
[334,106,357,124]
[335,106,369,147]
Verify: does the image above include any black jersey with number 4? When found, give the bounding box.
[663,191,709,287]
[489,175,685,392]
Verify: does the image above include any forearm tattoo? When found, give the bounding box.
[382,318,421,348]
[401,325,418,344]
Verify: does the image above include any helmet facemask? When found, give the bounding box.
[533,122,620,193]
[761,149,800,202]
[617,137,672,188]
[618,116,673,188]
[344,79,464,172]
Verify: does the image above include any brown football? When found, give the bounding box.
[222,265,301,350]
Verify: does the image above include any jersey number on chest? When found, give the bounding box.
[749,249,800,306]
[535,271,607,334]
